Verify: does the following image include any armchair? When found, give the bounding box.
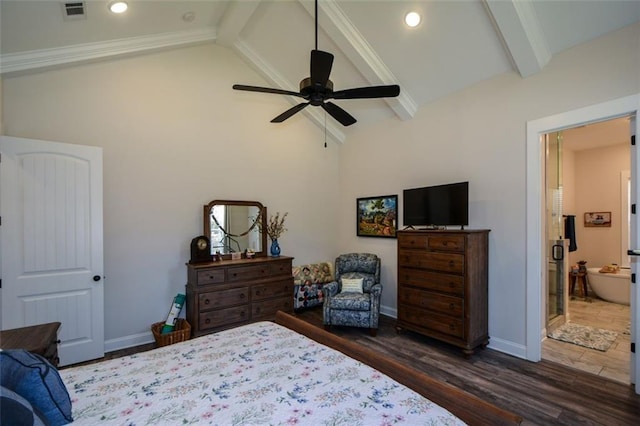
[322,253,382,336]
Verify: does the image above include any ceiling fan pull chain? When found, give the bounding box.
[324,110,327,148]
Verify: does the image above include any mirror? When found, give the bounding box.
[203,200,267,258]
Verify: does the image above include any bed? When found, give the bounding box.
[57,312,521,425]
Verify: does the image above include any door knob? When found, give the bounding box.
[93,275,101,282]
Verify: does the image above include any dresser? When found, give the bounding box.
[186,256,294,337]
[0,322,61,367]
[396,230,489,356]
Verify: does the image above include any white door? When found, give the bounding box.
[0,136,104,366]
[631,116,640,392]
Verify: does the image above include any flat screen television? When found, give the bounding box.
[403,181,469,228]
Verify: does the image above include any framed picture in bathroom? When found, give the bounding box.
[584,211,611,227]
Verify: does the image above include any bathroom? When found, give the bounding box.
[543,117,632,383]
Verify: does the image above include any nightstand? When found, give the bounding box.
[0,322,61,367]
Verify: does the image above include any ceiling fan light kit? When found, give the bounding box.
[232,0,400,127]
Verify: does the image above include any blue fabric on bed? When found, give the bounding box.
[1,385,47,426]
[0,350,72,425]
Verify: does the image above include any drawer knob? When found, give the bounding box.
[449,324,455,331]
[449,282,455,288]
[240,293,245,299]
[256,307,261,313]
[204,299,210,305]
[241,311,246,317]
[448,260,455,268]
[449,303,455,310]
[205,318,211,324]
[208,275,215,279]
[256,290,261,296]
[443,241,448,246]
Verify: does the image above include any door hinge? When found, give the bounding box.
[632,135,636,146]
[632,204,636,215]
[632,273,636,284]
[632,342,636,353]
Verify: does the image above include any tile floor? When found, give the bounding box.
[542,296,631,383]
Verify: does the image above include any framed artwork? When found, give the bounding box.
[584,211,611,227]
[356,195,398,238]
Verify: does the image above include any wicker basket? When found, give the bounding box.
[151,318,191,347]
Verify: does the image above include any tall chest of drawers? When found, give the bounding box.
[396,230,489,356]
[186,256,294,337]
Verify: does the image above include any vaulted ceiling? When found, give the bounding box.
[1,1,639,143]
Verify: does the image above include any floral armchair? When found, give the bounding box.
[322,253,382,336]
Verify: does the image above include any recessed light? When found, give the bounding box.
[108,1,128,14]
[405,11,421,28]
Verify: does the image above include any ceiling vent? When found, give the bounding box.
[62,2,87,20]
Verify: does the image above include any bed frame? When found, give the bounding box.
[275,311,523,425]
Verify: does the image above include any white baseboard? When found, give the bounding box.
[488,336,527,359]
[380,304,397,319]
[104,330,154,353]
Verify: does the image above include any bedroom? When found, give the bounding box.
[1,0,640,400]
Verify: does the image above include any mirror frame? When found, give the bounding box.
[203,200,267,259]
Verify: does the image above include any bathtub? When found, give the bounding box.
[586,267,630,305]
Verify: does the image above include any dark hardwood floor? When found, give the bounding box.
[79,310,640,425]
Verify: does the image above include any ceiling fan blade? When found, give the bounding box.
[331,85,400,100]
[271,103,310,123]
[310,50,334,87]
[233,84,305,98]
[322,102,357,126]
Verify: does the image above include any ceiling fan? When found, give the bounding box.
[232,0,400,127]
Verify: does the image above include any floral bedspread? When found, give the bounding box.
[61,321,465,425]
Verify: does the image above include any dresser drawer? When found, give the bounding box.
[399,234,429,250]
[399,305,464,338]
[398,288,463,317]
[196,269,225,285]
[252,296,292,320]
[427,235,465,252]
[398,250,464,274]
[252,279,293,301]
[227,264,271,282]
[198,287,249,310]
[398,268,464,296]
[270,259,293,276]
[199,305,248,330]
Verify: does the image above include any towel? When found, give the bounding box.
[564,215,577,252]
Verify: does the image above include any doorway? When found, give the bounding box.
[542,118,632,383]
[525,93,640,394]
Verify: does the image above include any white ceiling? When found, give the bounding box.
[1,0,639,143]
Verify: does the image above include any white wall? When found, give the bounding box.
[335,23,640,353]
[2,44,341,347]
[574,143,630,268]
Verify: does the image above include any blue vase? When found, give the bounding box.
[270,239,281,257]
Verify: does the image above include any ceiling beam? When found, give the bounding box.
[298,0,417,121]
[0,28,217,75]
[483,0,551,77]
